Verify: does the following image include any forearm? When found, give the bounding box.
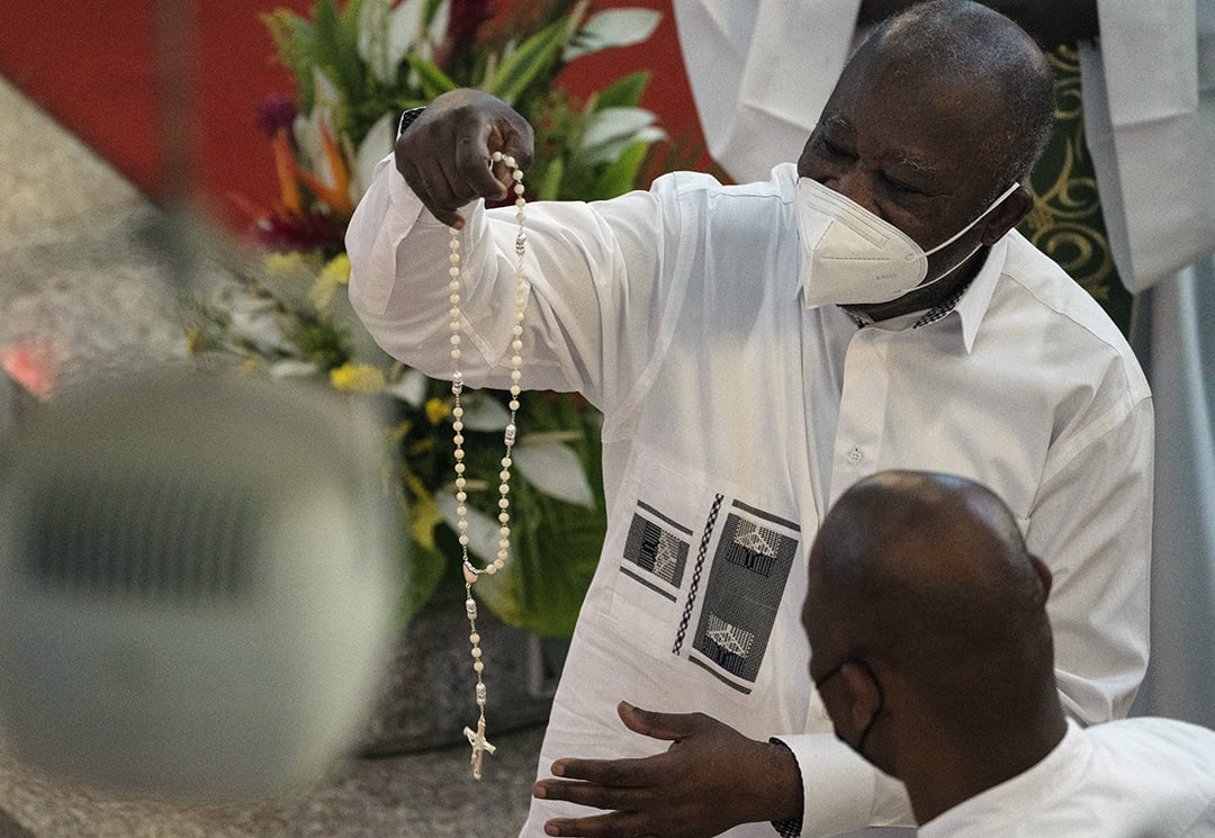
[858,1,1098,46]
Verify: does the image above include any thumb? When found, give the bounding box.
[617,701,701,741]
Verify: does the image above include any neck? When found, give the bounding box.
[843,246,987,323]
[900,699,1069,825]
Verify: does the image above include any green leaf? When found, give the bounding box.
[591,70,651,111]
[473,400,606,637]
[405,53,458,99]
[313,0,364,108]
[484,15,575,106]
[536,156,565,201]
[563,8,662,61]
[589,138,650,200]
[399,537,446,624]
[263,11,319,108]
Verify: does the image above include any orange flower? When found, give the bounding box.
[294,122,354,216]
[272,128,302,215]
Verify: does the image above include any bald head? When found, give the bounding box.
[804,471,1054,729]
[867,0,1056,197]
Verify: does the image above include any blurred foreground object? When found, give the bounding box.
[0,369,401,801]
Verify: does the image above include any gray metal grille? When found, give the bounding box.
[24,471,257,602]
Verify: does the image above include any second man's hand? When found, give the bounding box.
[394,88,535,229]
[533,701,803,838]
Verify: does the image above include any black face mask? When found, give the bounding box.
[814,657,886,760]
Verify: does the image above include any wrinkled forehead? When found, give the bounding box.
[826,45,1007,182]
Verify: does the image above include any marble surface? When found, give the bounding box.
[0,76,546,837]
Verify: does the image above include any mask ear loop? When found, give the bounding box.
[908,182,1021,291]
[919,182,1021,260]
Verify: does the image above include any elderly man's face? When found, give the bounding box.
[797,47,1008,276]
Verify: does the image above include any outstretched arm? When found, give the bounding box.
[533,702,804,837]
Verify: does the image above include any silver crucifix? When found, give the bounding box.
[464,718,496,780]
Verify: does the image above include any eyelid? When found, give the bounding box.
[881,171,921,195]
[816,135,849,157]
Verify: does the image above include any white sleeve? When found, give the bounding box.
[346,155,680,412]
[1079,0,1215,289]
[772,733,914,836]
[673,0,863,182]
[1028,394,1155,722]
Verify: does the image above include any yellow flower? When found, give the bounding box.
[330,363,385,393]
[320,253,351,286]
[309,253,353,311]
[264,251,305,275]
[425,397,452,424]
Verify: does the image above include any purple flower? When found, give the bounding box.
[257,93,298,138]
[253,207,347,254]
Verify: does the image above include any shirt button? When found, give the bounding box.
[846,446,863,466]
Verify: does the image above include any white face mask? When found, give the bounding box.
[796,178,1020,309]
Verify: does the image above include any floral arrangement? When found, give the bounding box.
[191,0,680,636]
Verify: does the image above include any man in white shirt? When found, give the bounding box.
[346,2,1152,834]
[676,0,1215,731]
[804,469,1215,837]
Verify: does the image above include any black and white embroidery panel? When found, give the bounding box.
[688,500,800,693]
[619,500,693,602]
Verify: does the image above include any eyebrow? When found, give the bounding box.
[820,114,853,135]
[893,152,939,178]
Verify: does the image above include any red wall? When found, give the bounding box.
[0,0,707,232]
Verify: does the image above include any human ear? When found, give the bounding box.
[841,661,883,733]
[980,185,1034,246]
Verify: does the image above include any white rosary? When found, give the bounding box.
[449,150,527,780]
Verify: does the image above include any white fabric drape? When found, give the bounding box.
[1131,259,1215,728]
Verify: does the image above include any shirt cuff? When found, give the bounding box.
[772,728,908,830]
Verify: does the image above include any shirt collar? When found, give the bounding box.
[919,720,1084,837]
[942,236,1007,353]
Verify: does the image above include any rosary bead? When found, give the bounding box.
[450,154,528,778]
